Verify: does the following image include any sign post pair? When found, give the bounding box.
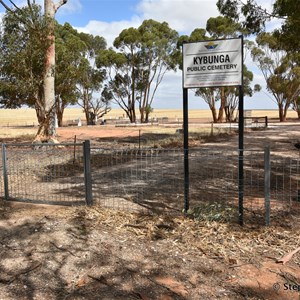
[182,37,244,225]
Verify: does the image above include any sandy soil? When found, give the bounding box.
[0,122,300,299]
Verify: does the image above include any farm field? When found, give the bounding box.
[0,109,300,299]
[0,107,298,127]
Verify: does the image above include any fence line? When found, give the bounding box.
[0,143,86,206]
[0,142,299,224]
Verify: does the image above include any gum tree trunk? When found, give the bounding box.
[34,0,68,143]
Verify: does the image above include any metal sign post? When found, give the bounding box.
[182,37,244,223]
[238,36,244,226]
[238,84,244,226]
[183,88,189,213]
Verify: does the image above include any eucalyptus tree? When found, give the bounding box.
[55,23,86,126]
[74,32,108,125]
[97,19,179,123]
[76,61,108,124]
[135,19,179,123]
[40,0,67,141]
[251,33,300,121]
[0,3,50,115]
[217,0,300,51]
[96,48,135,121]
[55,24,108,125]
[0,0,67,142]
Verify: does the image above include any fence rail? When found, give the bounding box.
[0,142,299,224]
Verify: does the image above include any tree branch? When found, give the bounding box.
[8,0,20,11]
[54,0,67,13]
[0,0,13,12]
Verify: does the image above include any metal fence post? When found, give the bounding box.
[1,144,9,200]
[264,145,271,226]
[83,140,93,206]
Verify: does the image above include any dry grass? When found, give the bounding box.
[0,107,298,127]
[83,205,300,265]
[0,127,36,140]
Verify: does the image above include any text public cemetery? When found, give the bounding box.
[187,54,237,72]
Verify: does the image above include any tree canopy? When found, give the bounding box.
[217,0,300,51]
[0,3,50,110]
[97,19,179,123]
[0,0,68,142]
[251,32,300,121]
[0,5,109,127]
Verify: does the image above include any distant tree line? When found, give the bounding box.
[0,0,299,142]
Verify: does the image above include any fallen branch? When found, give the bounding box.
[277,246,300,264]
[228,263,252,269]
[87,274,109,285]
[50,241,77,257]
[0,262,41,284]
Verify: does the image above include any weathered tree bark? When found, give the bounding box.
[126,97,136,123]
[34,0,67,143]
[56,95,64,127]
[217,87,226,123]
[211,106,218,123]
[278,102,289,122]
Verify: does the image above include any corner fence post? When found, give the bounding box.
[2,144,9,200]
[264,145,271,226]
[83,140,93,206]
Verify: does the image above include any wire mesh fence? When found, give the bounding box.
[270,153,300,206]
[0,142,299,224]
[1,143,86,205]
[90,148,183,214]
[89,146,299,224]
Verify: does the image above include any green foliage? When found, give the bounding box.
[0,4,109,126]
[185,17,258,123]
[217,0,271,34]
[206,16,241,38]
[186,202,236,223]
[217,0,300,51]
[97,49,127,68]
[96,19,179,123]
[0,3,50,108]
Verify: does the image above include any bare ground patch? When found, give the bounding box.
[0,201,299,299]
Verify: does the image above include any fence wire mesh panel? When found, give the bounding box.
[270,153,300,212]
[185,148,299,224]
[241,149,299,224]
[243,150,266,224]
[188,148,239,222]
[91,148,184,214]
[1,143,86,205]
[1,141,299,223]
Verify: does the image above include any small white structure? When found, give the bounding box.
[54,114,58,128]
